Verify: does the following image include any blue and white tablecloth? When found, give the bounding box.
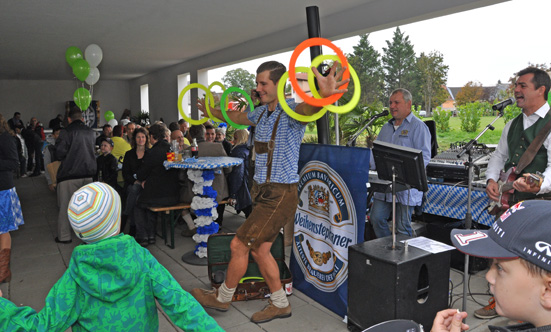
[164,156,243,170]
[423,184,494,226]
[163,156,243,258]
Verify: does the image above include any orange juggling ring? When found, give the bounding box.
[288,37,350,107]
[278,67,329,123]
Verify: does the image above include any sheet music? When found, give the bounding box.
[401,236,455,254]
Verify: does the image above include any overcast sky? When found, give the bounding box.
[209,0,550,90]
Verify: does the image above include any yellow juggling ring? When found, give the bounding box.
[308,54,361,114]
[277,67,329,122]
[178,83,213,125]
[205,81,226,122]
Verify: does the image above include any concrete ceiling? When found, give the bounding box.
[0,0,507,81]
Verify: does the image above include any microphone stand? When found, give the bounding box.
[456,110,503,312]
[346,111,387,147]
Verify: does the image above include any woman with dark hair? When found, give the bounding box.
[0,113,24,283]
[133,123,180,247]
[227,129,252,217]
[121,127,149,235]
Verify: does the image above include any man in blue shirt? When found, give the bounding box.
[191,60,348,323]
[370,88,431,238]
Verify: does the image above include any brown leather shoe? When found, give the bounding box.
[190,288,231,312]
[250,300,291,323]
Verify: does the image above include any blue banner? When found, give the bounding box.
[290,143,370,318]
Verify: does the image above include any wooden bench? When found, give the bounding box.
[149,200,229,249]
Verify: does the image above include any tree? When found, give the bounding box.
[382,27,418,99]
[416,51,448,114]
[346,34,385,104]
[505,62,551,97]
[433,86,451,109]
[221,68,256,96]
[455,81,484,106]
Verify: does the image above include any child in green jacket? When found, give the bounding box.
[0,182,223,332]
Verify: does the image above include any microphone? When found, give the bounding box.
[492,97,515,111]
[370,109,389,121]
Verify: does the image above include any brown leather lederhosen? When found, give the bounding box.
[235,108,299,249]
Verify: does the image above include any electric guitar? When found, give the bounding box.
[488,167,544,215]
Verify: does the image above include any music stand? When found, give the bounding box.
[372,141,428,249]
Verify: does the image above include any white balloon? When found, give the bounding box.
[85,67,100,85]
[108,119,118,127]
[84,44,103,68]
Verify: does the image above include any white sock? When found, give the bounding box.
[216,282,235,303]
[182,212,195,230]
[270,288,289,308]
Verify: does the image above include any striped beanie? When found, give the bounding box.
[68,182,121,243]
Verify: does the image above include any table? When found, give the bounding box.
[423,183,493,227]
[164,156,243,265]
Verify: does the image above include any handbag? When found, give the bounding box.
[46,161,61,186]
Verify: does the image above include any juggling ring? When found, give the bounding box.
[308,54,361,114]
[219,87,251,129]
[288,37,350,107]
[178,83,213,125]
[278,67,329,122]
[205,81,227,123]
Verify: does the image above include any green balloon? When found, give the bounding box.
[104,111,115,122]
[65,46,83,67]
[73,87,91,111]
[72,59,90,82]
[548,91,551,106]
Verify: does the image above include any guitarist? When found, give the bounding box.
[480,67,551,319]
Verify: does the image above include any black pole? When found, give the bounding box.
[306,6,329,145]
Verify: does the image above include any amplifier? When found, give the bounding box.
[348,234,450,332]
[427,144,493,181]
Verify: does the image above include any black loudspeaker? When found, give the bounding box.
[348,235,450,332]
[425,218,489,274]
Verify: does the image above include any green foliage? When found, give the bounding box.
[341,101,388,147]
[416,51,448,113]
[346,34,385,104]
[382,27,418,100]
[305,99,387,146]
[457,101,485,132]
[432,107,451,132]
[302,134,319,144]
[503,104,522,124]
[479,101,493,116]
[411,104,422,117]
[221,68,255,97]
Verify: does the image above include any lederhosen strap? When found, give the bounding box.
[254,108,283,183]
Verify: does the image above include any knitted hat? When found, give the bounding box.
[68,182,121,243]
[451,200,551,272]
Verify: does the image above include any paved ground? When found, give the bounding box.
[1,175,513,331]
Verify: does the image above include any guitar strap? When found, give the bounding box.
[515,116,551,175]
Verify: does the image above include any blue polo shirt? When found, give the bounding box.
[371,112,431,206]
